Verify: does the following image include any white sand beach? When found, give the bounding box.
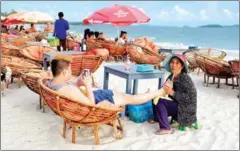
[1,58,239,150]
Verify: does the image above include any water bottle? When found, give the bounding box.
[124,54,131,71]
[81,39,87,52]
[83,43,87,52]
[5,66,12,86]
[73,43,79,51]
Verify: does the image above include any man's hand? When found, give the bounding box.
[81,72,93,87]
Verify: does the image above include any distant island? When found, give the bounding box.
[69,22,83,25]
[198,24,239,28]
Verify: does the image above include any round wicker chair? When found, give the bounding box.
[39,78,123,144]
[101,40,127,57]
[1,55,42,75]
[126,43,165,67]
[183,48,227,73]
[21,69,52,108]
[71,54,104,76]
[195,53,233,88]
[86,40,104,50]
[86,40,127,62]
[1,42,23,57]
[20,45,56,64]
[1,55,42,88]
[1,33,19,41]
[183,50,199,72]
[9,37,35,47]
[228,60,240,89]
[35,32,48,42]
[66,38,80,50]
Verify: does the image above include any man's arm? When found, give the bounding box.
[65,20,69,30]
[58,86,95,105]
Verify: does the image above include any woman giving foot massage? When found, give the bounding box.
[46,54,197,135]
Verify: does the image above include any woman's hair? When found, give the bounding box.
[94,31,99,38]
[50,59,70,77]
[87,31,95,39]
[30,23,34,27]
[120,31,127,38]
[19,25,24,32]
[84,28,90,39]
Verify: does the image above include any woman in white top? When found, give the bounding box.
[117,31,128,44]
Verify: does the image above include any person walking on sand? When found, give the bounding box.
[53,12,69,51]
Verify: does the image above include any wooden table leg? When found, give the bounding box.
[39,96,42,109]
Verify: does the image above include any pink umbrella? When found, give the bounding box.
[2,18,25,25]
[83,4,150,26]
[83,4,150,39]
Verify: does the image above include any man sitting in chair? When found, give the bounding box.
[46,54,164,108]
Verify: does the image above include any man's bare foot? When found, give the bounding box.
[155,129,174,135]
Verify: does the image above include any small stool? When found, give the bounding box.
[170,117,199,131]
[178,121,199,131]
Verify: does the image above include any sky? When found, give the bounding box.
[1,1,239,26]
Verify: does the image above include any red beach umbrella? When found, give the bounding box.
[2,18,24,25]
[83,4,150,26]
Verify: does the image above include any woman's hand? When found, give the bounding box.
[163,83,175,96]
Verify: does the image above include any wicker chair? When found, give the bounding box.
[195,53,234,88]
[126,44,165,67]
[86,40,104,50]
[183,50,199,72]
[183,48,227,73]
[21,69,52,109]
[66,38,80,50]
[228,60,240,89]
[86,40,126,62]
[1,42,23,57]
[71,54,104,76]
[9,37,35,47]
[102,40,127,57]
[39,78,123,144]
[1,55,42,88]
[20,45,56,64]
[35,32,48,42]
